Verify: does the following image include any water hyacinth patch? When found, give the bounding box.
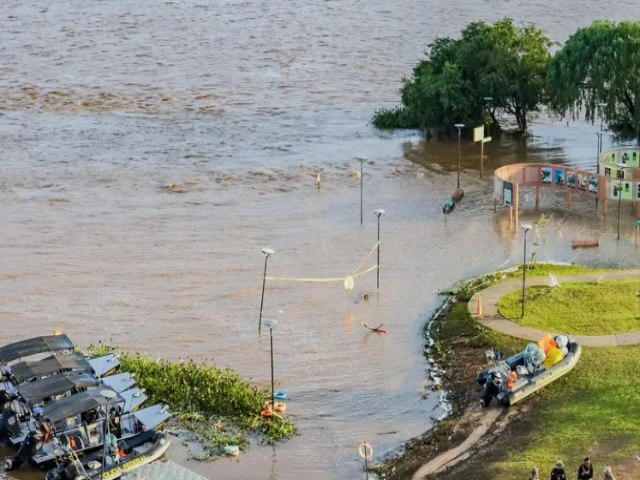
[86,343,296,458]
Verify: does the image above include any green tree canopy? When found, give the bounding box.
[547,20,640,140]
[372,19,551,135]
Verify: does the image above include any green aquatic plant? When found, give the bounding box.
[86,343,296,455]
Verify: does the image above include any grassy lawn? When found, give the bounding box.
[498,280,640,335]
[518,263,615,277]
[450,298,640,480]
[492,345,640,479]
[438,268,640,480]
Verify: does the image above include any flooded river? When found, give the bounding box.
[2,1,640,479]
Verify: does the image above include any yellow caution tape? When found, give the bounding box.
[265,243,380,283]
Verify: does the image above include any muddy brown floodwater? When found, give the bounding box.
[2,1,640,479]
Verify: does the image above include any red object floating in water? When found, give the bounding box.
[362,321,387,334]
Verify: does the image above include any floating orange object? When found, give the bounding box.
[261,401,285,419]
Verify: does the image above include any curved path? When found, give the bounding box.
[467,269,640,347]
[412,407,501,479]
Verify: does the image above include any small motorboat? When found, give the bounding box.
[0,335,75,368]
[477,334,581,407]
[45,430,170,480]
[5,387,170,469]
[1,372,147,444]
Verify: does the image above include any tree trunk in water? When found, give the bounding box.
[515,107,528,135]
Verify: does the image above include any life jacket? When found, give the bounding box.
[506,371,518,389]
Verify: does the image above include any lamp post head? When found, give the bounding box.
[520,223,533,233]
[262,247,275,257]
[100,389,117,400]
[374,209,385,217]
[356,156,367,163]
[264,319,278,330]
[454,123,465,130]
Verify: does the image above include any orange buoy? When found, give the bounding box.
[274,402,286,413]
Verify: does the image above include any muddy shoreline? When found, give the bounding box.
[375,298,483,480]
[375,271,523,480]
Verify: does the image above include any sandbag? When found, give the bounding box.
[555,334,569,349]
[537,334,557,353]
[544,347,564,369]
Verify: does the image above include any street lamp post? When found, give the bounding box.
[521,223,533,318]
[596,132,603,173]
[357,157,366,225]
[374,209,385,289]
[596,102,607,173]
[258,248,275,335]
[616,164,630,242]
[100,389,118,480]
[264,319,278,410]
[454,124,465,189]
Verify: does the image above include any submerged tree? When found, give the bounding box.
[372,19,551,135]
[547,21,640,140]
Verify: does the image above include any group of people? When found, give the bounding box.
[528,457,616,480]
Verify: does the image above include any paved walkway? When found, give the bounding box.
[467,269,640,347]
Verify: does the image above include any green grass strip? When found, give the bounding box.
[498,279,640,335]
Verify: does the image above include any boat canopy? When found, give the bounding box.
[11,354,91,383]
[0,335,74,365]
[119,387,148,412]
[42,389,122,423]
[100,372,136,393]
[87,353,119,377]
[18,373,99,405]
[132,404,171,429]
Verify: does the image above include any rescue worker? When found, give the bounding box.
[480,371,502,407]
[578,457,593,480]
[550,460,567,480]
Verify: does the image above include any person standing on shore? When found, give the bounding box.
[528,466,540,480]
[578,457,594,480]
[603,466,615,480]
[550,460,567,480]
